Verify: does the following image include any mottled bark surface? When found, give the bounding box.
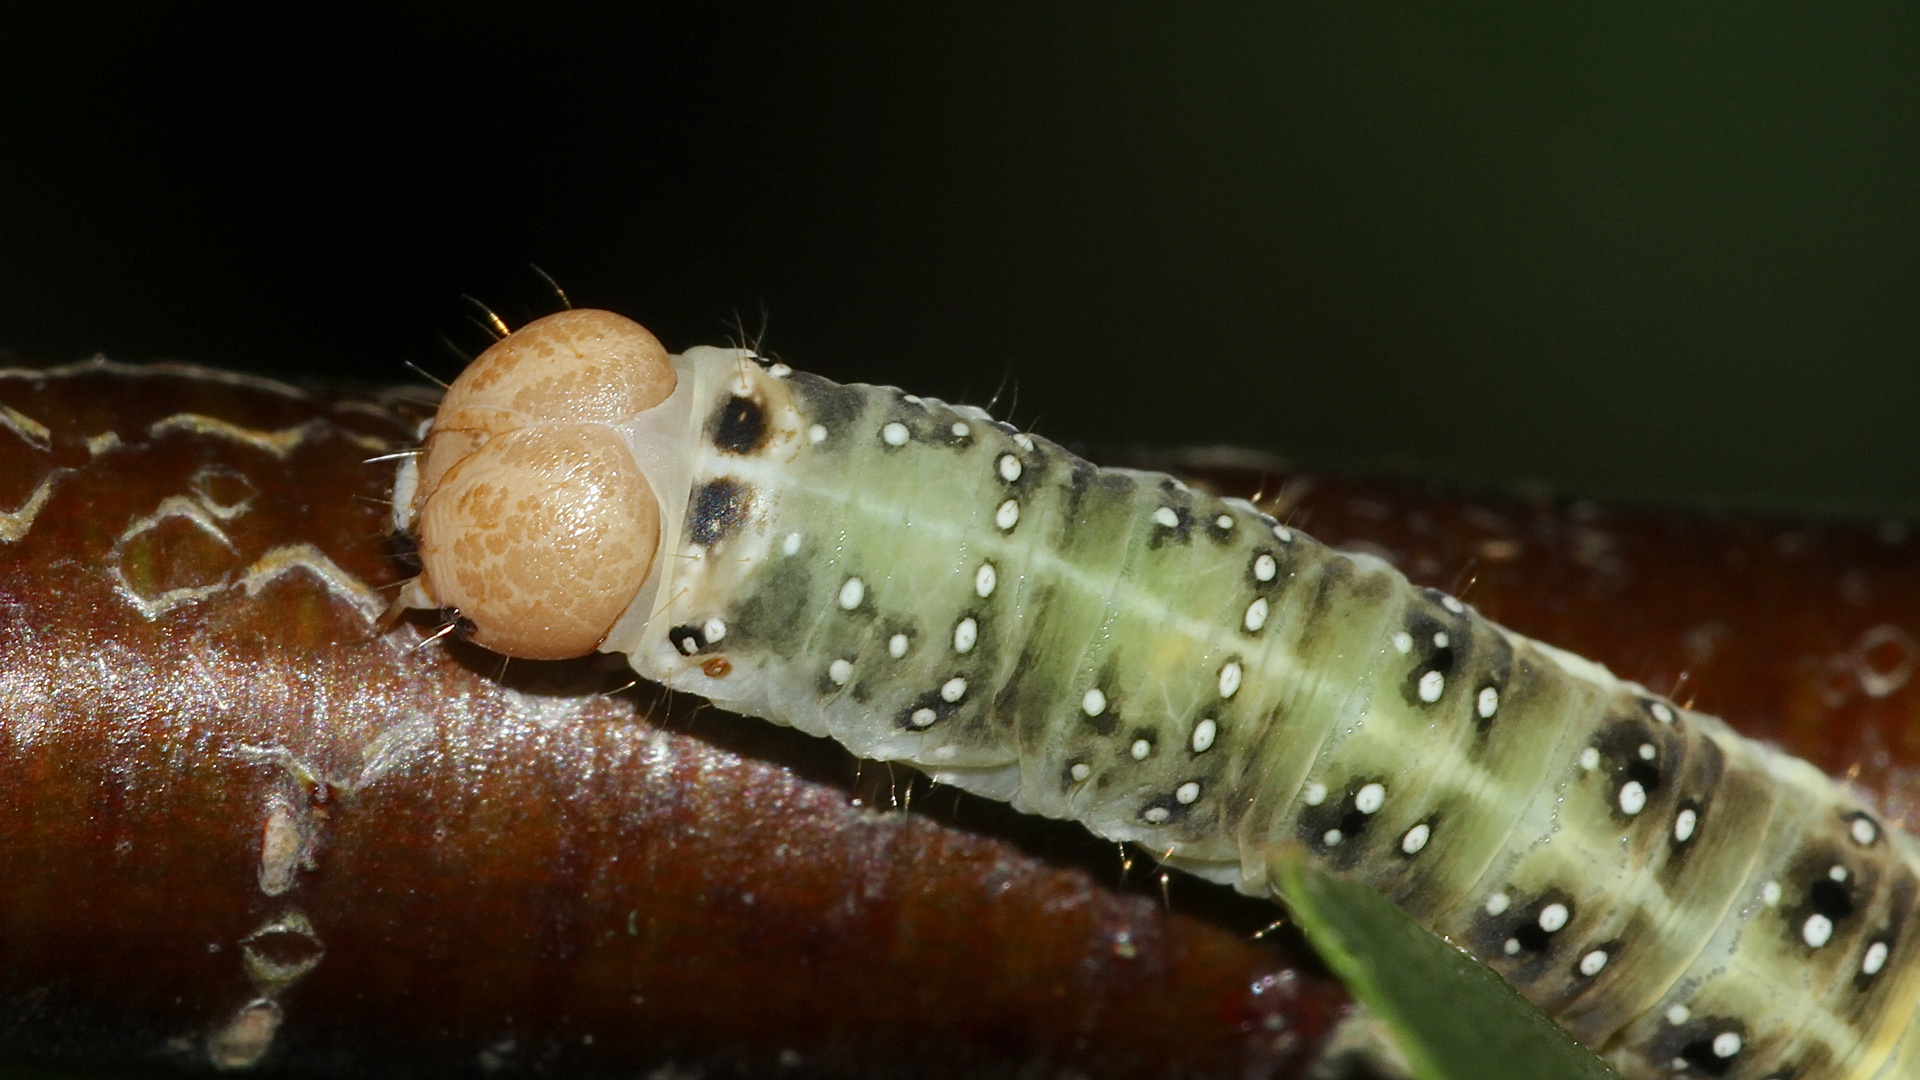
[0,359,1913,1077]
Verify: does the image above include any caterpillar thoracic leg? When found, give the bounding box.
[392,310,1920,1080]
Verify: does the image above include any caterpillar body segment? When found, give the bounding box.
[395,311,1920,1079]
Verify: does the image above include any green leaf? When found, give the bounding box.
[1269,849,1619,1080]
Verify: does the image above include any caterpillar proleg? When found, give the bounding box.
[393,310,1920,1079]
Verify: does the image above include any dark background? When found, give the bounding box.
[2,4,1915,515]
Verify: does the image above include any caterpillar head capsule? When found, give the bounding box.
[395,309,682,659]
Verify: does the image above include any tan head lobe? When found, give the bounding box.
[409,309,677,658]
[416,309,675,511]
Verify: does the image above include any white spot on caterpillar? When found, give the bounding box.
[767,362,792,378]
[974,562,996,598]
[1176,782,1201,804]
[1485,892,1511,916]
[1674,808,1698,842]
[1216,514,1234,530]
[1579,949,1609,976]
[1503,938,1522,956]
[1579,747,1601,771]
[1130,739,1152,760]
[1152,506,1180,528]
[1538,903,1569,933]
[910,707,937,728]
[1852,816,1880,845]
[1619,781,1647,815]
[828,659,854,686]
[807,423,827,444]
[997,454,1023,482]
[1144,806,1171,824]
[953,618,977,654]
[1712,1032,1742,1059]
[1302,782,1328,807]
[1401,823,1431,854]
[940,677,968,703]
[1069,762,1091,782]
[678,636,700,656]
[1804,914,1834,948]
[702,618,727,644]
[995,499,1020,530]
[1865,941,1890,976]
[782,532,802,556]
[1637,743,1656,761]
[950,422,970,438]
[882,422,909,446]
[838,577,865,610]
[1417,670,1445,702]
[1013,433,1035,451]
[1762,880,1783,906]
[1191,718,1217,752]
[1830,864,1849,882]
[1082,688,1107,716]
[1273,525,1294,543]
[1650,701,1676,724]
[1440,595,1465,614]
[1218,661,1243,698]
[1432,631,1449,648]
[1253,553,1277,582]
[902,395,923,406]
[1355,783,1386,814]
[889,633,910,658]
[1477,686,1499,719]
[1392,632,1413,655]
[1665,1004,1691,1026]
[1323,828,1343,846]
[1244,598,1269,632]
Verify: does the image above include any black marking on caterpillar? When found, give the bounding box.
[688,477,749,547]
[709,394,769,455]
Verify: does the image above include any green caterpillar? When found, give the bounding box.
[392,309,1920,1079]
